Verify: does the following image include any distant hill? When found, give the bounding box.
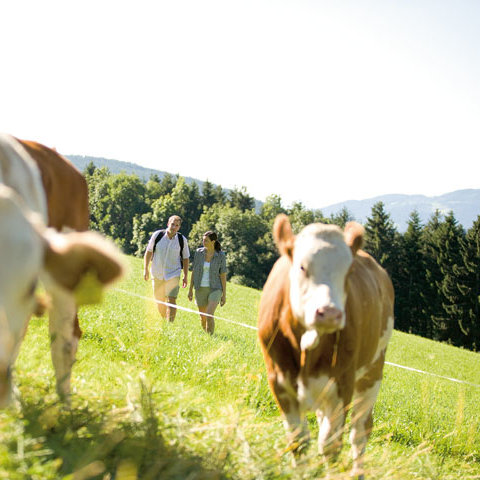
[320,190,480,231]
[67,154,479,231]
[67,154,203,187]
[67,154,262,210]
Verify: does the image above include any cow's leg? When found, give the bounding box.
[316,401,346,463]
[1,311,32,407]
[48,288,78,402]
[349,380,382,480]
[282,404,310,459]
[270,373,309,459]
[71,311,82,369]
[308,376,347,464]
[0,308,14,407]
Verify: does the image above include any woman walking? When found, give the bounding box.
[188,231,227,334]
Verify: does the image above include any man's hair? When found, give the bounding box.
[168,215,182,224]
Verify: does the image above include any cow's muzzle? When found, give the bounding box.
[313,305,344,332]
[301,306,344,351]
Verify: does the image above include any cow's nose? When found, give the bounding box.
[314,306,343,330]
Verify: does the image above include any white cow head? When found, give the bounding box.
[0,186,124,406]
[273,214,364,351]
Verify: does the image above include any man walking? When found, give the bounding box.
[144,215,190,321]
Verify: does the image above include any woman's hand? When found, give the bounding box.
[188,290,193,302]
[220,294,226,307]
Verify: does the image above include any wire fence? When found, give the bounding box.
[114,287,480,389]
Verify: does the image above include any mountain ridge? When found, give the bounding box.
[320,189,480,230]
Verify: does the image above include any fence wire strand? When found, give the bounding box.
[113,287,480,389]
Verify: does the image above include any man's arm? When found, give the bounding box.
[182,258,189,288]
[144,250,153,281]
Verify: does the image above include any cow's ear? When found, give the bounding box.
[43,231,124,304]
[273,214,295,259]
[344,221,364,255]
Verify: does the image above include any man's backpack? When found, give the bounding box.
[152,229,185,267]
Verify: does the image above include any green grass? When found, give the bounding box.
[1,255,480,479]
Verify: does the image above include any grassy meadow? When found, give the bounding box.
[1,255,480,479]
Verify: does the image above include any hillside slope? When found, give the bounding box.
[6,254,480,480]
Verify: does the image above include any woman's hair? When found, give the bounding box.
[204,231,222,252]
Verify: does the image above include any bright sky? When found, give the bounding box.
[1,0,479,208]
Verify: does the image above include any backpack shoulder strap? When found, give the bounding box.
[177,233,184,261]
[153,229,166,255]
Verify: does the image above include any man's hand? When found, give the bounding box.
[144,270,150,281]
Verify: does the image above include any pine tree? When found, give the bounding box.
[228,186,255,212]
[364,202,398,275]
[201,180,219,210]
[420,211,443,339]
[454,216,480,350]
[395,211,428,334]
[364,203,401,334]
[213,184,226,205]
[83,161,96,177]
[428,212,465,345]
[158,173,178,197]
[329,207,354,228]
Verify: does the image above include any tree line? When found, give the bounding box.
[84,163,480,352]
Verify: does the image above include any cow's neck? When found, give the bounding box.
[300,332,340,374]
[280,305,303,352]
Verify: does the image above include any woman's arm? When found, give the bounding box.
[188,250,197,300]
[188,269,194,301]
[220,273,227,306]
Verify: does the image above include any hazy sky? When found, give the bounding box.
[1,0,479,208]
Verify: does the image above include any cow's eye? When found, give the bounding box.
[300,265,309,276]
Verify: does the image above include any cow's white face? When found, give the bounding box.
[273,215,362,351]
[0,188,45,406]
[289,224,353,340]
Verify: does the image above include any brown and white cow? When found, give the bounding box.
[16,138,89,397]
[258,214,394,479]
[0,133,123,407]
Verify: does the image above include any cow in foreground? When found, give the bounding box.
[0,133,124,407]
[16,137,90,397]
[258,214,394,479]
